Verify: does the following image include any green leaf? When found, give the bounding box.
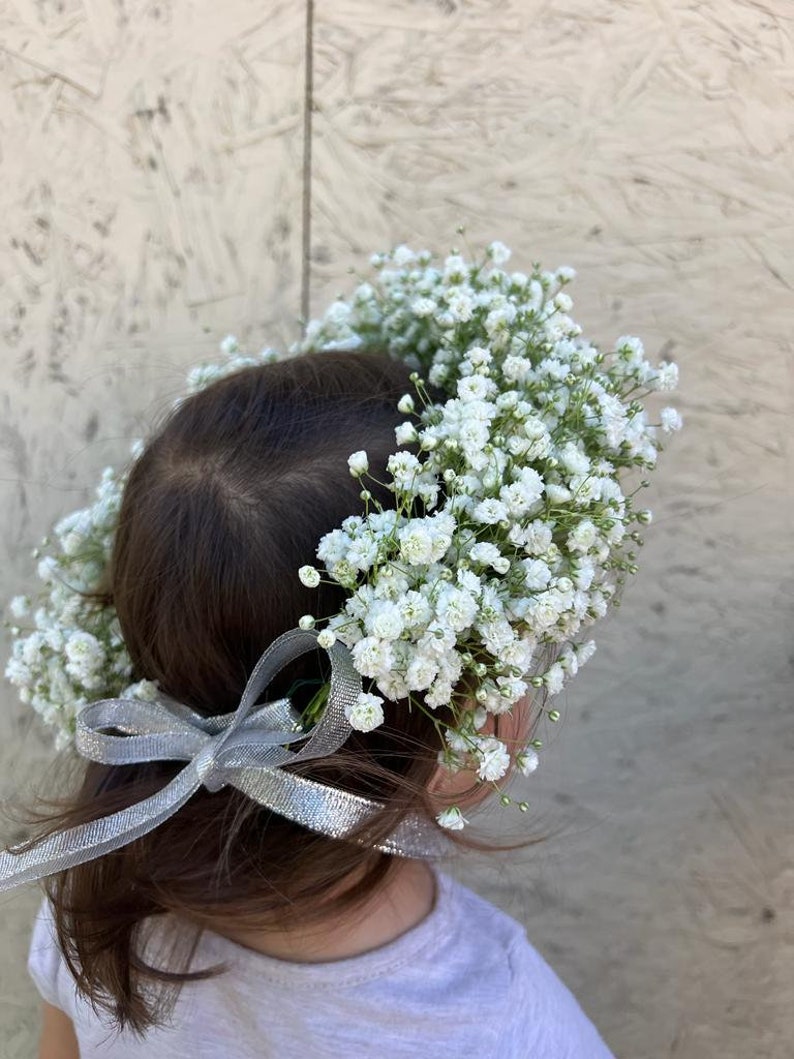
[300,681,331,729]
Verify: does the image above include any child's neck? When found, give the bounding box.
[216,858,436,963]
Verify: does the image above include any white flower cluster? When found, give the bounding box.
[184,336,280,394]
[5,239,681,833]
[5,468,129,749]
[5,343,280,747]
[294,240,681,827]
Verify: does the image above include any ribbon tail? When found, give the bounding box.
[0,763,202,892]
[230,768,449,859]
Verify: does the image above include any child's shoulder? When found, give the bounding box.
[438,871,615,1058]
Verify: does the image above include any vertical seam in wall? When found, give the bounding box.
[300,0,315,324]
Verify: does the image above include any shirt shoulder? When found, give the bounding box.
[441,876,615,1058]
[500,922,615,1058]
[28,896,68,1011]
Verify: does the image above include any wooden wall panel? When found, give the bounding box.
[309,3,793,1057]
[0,2,306,1049]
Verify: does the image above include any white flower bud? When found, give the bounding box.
[347,450,369,477]
[316,629,337,649]
[395,422,418,445]
[436,806,468,830]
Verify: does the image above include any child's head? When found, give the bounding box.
[40,349,494,1031]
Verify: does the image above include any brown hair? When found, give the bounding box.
[19,350,501,1034]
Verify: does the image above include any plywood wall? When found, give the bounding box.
[1,2,792,1056]
[0,4,306,1053]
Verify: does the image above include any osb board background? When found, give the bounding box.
[0,1,791,1056]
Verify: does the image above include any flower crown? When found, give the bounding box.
[5,239,681,832]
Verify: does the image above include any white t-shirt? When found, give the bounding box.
[28,869,615,1058]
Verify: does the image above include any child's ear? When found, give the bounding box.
[428,763,487,810]
[426,695,535,811]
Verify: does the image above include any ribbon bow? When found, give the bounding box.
[0,628,442,891]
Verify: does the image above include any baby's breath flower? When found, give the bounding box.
[392,245,416,267]
[471,498,509,526]
[351,636,394,679]
[64,631,105,688]
[298,565,321,588]
[660,407,683,432]
[522,558,552,590]
[436,806,468,830]
[474,736,511,782]
[446,290,475,322]
[652,361,679,392]
[366,601,405,641]
[436,585,478,632]
[443,255,468,283]
[567,520,598,554]
[122,679,160,702]
[395,422,418,445]
[516,747,540,776]
[9,596,30,620]
[406,653,439,691]
[345,691,385,732]
[487,241,512,266]
[457,375,497,402]
[411,297,437,318]
[397,518,452,566]
[387,451,422,491]
[543,662,566,695]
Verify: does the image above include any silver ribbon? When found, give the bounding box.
[0,628,444,891]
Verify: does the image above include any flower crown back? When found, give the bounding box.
[5,238,682,831]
